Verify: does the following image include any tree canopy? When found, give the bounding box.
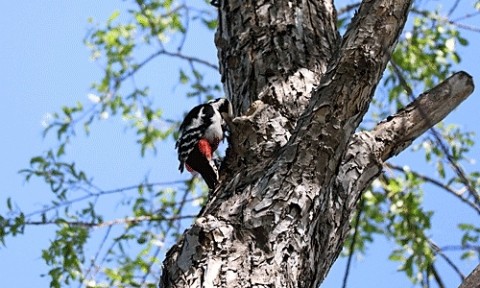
[1,0,479,287]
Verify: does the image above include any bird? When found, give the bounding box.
[175,98,233,189]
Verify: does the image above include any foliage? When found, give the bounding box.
[1,0,479,287]
[342,2,480,286]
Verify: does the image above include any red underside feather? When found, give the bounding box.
[185,138,217,174]
[185,138,220,173]
[197,138,213,160]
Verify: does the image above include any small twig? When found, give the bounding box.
[119,50,164,82]
[447,0,461,17]
[118,49,218,83]
[23,214,196,228]
[452,11,480,23]
[440,245,480,251]
[24,180,188,218]
[386,163,480,214]
[337,3,361,16]
[445,21,480,33]
[177,0,189,52]
[160,50,218,70]
[429,240,466,281]
[342,197,365,288]
[81,226,112,288]
[411,9,480,33]
[139,187,194,283]
[430,263,446,288]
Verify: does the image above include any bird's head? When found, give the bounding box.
[209,98,233,120]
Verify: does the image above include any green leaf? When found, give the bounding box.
[179,69,189,84]
[30,156,46,165]
[436,161,445,178]
[458,223,475,231]
[460,250,475,260]
[457,36,468,46]
[6,197,12,210]
[202,19,218,30]
[108,10,121,23]
[136,13,149,28]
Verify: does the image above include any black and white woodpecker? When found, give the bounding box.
[175,98,233,189]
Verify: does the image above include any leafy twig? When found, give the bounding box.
[389,60,480,208]
[386,163,480,214]
[23,214,196,228]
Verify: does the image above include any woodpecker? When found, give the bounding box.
[175,98,233,189]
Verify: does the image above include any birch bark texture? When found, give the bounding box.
[161,0,474,287]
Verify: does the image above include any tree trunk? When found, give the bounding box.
[161,0,474,287]
[459,264,480,288]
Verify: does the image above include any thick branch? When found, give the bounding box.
[337,72,475,230]
[390,61,480,208]
[306,0,412,129]
[372,71,474,161]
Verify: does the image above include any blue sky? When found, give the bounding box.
[0,1,478,287]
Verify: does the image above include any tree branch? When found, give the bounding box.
[447,0,461,17]
[441,245,480,252]
[411,9,480,33]
[386,163,480,214]
[342,198,364,288]
[83,226,112,285]
[371,71,474,162]
[426,240,467,282]
[390,61,480,207]
[119,49,218,82]
[23,214,196,228]
[305,0,413,139]
[24,180,188,218]
[430,263,446,288]
[337,72,475,254]
[337,3,361,16]
[159,50,219,70]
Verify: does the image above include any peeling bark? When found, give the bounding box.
[459,264,480,288]
[215,0,339,117]
[371,71,474,161]
[160,0,475,287]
